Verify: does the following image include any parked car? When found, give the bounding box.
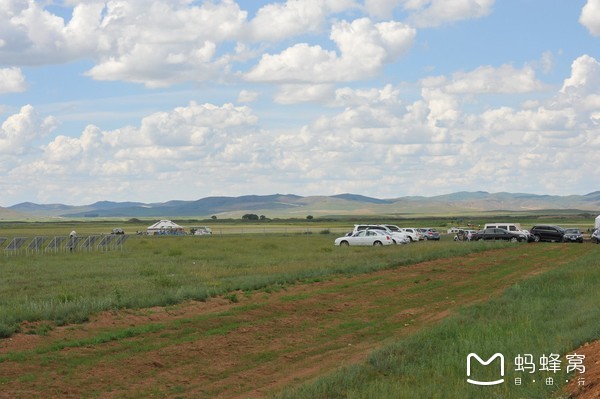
[418,228,440,240]
[562,228,583,243]
[399,228,423,242]
[521,229,536,242]
[471,228,527,242]
[111,228,125,235]
[335,230,394,246]
[191,226,212,235]
[483,223,523,233]
[592,229,600,244]
[530,225,565,242]
[353,225,409,244]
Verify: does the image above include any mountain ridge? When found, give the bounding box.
[2,191,599,219]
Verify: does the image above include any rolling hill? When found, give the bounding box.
[2,191,600,220]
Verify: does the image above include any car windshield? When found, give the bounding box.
[565,229,580,234]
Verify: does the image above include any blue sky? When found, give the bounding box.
[1,0,599,205]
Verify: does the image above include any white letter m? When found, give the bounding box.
[467,353,505,386]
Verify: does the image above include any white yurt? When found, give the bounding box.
[147,220,185,235]
[595,214,600,230]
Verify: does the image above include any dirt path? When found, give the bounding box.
[0,246,586,398]
[563,340,600,399]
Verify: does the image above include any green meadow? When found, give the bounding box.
[0,219,598,398]
[0,230,514,337]
[278,244,600,399]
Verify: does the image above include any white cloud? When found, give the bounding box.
[363,0,402,18]
[405,0,495,28]
[38,101,259,175]
[560,54,600,96]
[274,84,335,104]
[245,18,415,83]
[0,1,360,88]
[249,0,339,41]
[0,105,57,155]
[331,84,401,107]
[0,1,248,86]
[0,67,27,93]
[426,64,546,94]
[580,0,600,36]
[237,90,260,103]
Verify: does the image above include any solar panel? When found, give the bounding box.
[65,236,81,252]
[97,235,116,250]
[27,237,46,253]
[4,237,27,254]
[46,237,66,253]
[79,236,99,250]
[0,234,128,256]
[112,234,128,248]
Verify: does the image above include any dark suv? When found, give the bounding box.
[530,225,565,242]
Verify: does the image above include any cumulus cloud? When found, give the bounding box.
[580,0,600,36]
[331,84,402,107]
[0,67,27,93]
[363,0,402,18]
[423,64,546,94]
[0,105,57,155]
[38,101,259,176]
[405,0,495,28]
[274,84,335,104]
[2,101,263,203]
[0,1,363,88]
[237,90,260,103]
[268,55,600,197]
[245,18,415,83]
[0,1,247,86]
[248,0,354,41]
[560,54,600,96]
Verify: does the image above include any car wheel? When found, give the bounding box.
[373,241,383,246]
[534,235,541,242]
[510,237,518,242]
[340,241,349,247]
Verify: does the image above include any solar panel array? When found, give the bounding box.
[0,235,129,255]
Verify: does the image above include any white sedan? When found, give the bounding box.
[334,230,394,246]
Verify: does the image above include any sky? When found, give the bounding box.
[1,0,599,206]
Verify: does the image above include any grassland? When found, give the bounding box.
[278,244,600,399]
[0,220,598,398]
[0,230,517,337]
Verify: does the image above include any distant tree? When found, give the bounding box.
[260,215,267,220]
[306,215,314,220]
[242,213,259,220]
[211,215,217,220]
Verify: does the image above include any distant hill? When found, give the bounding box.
[4,191,600,219]
[330,194,395,204]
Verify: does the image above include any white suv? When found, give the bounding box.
[399,228,422,242]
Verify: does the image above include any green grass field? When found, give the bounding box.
[0,220,598,398]
[0,230,517,337]
[278,244,600,399]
